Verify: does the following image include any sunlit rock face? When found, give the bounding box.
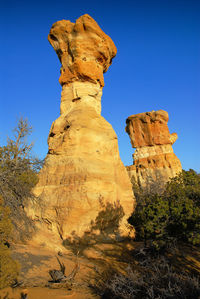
[126,110,182,190]
[48,14,117,87]
[27,15,134,244]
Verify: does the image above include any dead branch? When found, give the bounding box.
[49,253,80,284]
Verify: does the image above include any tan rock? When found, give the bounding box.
[26,15,134,245]
[125,110,182,190]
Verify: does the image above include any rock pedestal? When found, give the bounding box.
[27,15,134,244]
[126,110,182,190]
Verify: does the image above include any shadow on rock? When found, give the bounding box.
[63,200,127,255]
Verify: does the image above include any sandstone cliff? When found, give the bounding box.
[27,14,134,245]
[126,110,182,190]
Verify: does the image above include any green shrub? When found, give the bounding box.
[129,170,200,249]
[165,170,200,245]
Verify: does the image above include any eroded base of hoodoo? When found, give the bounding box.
[126,152,182,190]
[27,155,134,244]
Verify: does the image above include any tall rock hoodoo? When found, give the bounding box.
[126,110,182,190]
[28,15,134,243]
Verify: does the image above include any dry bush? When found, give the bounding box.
[0,117,43,241]
[91,255,200,299]
[0,197,20,289]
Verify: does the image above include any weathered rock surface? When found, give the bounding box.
[126,110,182,189]
[27,15,134,245]
[48,14,117,87]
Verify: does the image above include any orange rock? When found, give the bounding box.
[48,14,117,87]
[125,110,182,190]
[26,15,134,245]
[126,110,172,147]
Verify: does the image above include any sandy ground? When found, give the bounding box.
[0,287,96,299]
[0,239,134,298]
[1,240,200,299]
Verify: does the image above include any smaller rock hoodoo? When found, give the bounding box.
[126,110,182,190]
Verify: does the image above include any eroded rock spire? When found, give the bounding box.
[27,15,134,246]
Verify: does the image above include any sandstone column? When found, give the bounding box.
[28,15,134,243]
[126,110,182,191]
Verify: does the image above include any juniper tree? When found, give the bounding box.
[129,170,200,249]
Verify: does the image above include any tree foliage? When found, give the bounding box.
[129,170,200,249]
[165,169,200,245]
[0,117,43,241]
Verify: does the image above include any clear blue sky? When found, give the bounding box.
[1,0,200,172]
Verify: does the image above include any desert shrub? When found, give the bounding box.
[91,256,200,299]
[0,197,19,289]
[129,192,169,248]
[0,117,43,241]
[129,170,200,249]
[165,169,200,245]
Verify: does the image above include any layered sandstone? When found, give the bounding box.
[27,15,134,244]
[126,110,182,190]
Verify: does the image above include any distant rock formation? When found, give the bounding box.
[126,110,182,190]
[27,14,134,245]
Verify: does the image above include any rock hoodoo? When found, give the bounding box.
[27,14,134,244]
[126,110,182,190]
